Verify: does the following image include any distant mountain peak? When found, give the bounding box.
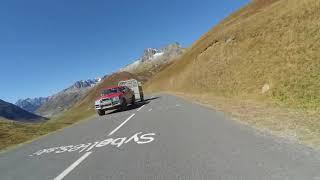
[16,77,101,116]
[15,97,49,113]
[120,42,185,73]
[37,77,102,117]
[63,78,101,92]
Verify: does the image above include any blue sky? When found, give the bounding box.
[0,0,249,103]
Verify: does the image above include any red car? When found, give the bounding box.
[95,86,135,116]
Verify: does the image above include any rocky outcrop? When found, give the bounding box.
[63,78,101,92]
[120,42,185,73]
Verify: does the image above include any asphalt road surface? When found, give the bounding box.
[1,94,320,180]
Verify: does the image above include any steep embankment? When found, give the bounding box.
[146,0,320,148]
[147,0,320,110]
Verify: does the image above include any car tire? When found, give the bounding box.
[131,96,135,105]
[97,109,105,116]
[120,99,127,111]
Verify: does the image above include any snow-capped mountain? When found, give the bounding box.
[16,78,101,117]
[62,78,102,93]
[120,42,185,73]
[15,97,49,114]
[36,78,102,117]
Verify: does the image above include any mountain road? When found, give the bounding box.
[1,94,320,180]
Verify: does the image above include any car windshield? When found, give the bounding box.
[101,88,118,96]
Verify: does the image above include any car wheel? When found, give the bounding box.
[131,96,135,105]
[97,109,105,116]
[121,99,127,111]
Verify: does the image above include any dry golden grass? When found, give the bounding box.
[147,0,320,110]
[0,119,41,151]
[0,109,94,151]
[146,0,320,148]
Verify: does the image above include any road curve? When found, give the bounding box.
[0,94,320,180]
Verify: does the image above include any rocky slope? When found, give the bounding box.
[36,78,101,117]
[120,43,185,74]
[64,78,102,91]
[0,99,47,122]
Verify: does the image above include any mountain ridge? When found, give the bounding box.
[35,78,102,117]
[0,99,47,122]
[16,78,101,117]
[15,97,49,114]
[120,42,185,73]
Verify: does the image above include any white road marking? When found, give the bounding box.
[148,108,152,112]
[86,142,99,152]
[79,143,92,153]
[53,151,92,180]
[137,105,145,112]
[30,132,157,157]
[108,113,135,136]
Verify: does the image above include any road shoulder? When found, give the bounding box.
[165,92,320,150]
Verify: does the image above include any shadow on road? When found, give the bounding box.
[144,96,160,101]
[105,96,160,115]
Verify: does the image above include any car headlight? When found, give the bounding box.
[112,96,120,101]
[95,100,101,105]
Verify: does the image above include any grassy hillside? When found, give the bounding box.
[36,90,86,117]
[147,0,320,110]
[145,0,320,148]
